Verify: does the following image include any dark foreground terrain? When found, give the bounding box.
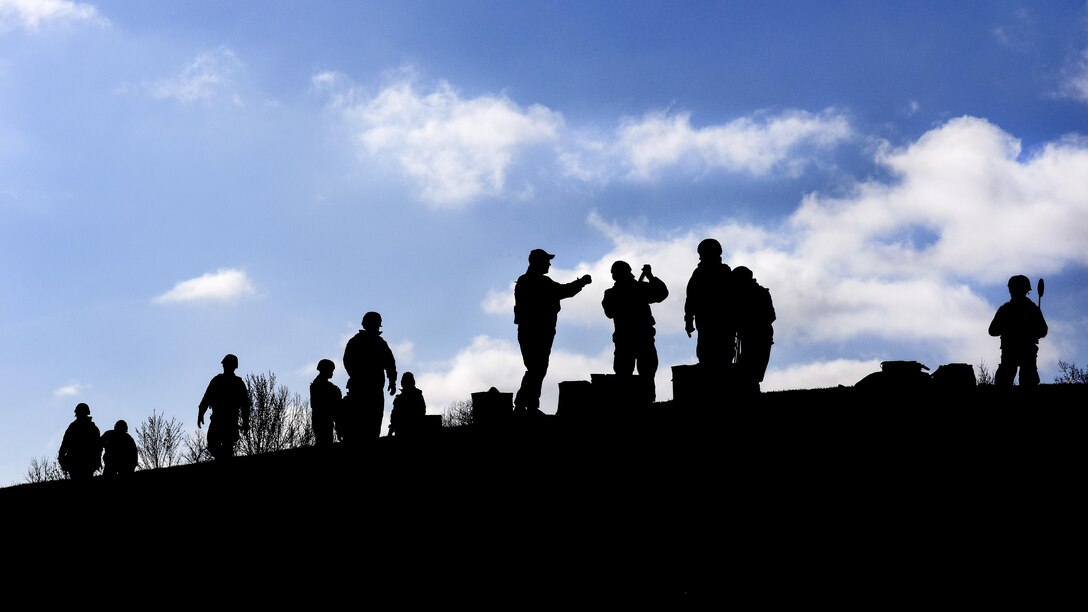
[3,383,1084,605]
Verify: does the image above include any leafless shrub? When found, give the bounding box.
[238,372,314,456]
[25,455,66,483]
[136,410,186,470]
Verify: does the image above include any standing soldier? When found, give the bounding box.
[513,248,592,415]
[602,260,669,401]
[197,353,251,460]
[732,266,776,394]
[310,359,343,447]
[58,402,102,480]
[683,238,737,374]
[988,275,1048,387]
[342,311,397,440]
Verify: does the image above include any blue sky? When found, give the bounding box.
[2,0,1087,486]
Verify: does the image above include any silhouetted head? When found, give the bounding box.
[1008,275,1031,295]
[733,266,753,282]
[221,354,239,370]
[74,403,90,417]
[401,372,415,388]
[317,359,335,374]
[611,260,633,281]
[362,311,382,331]
[529,248,555,266]
[697,238,722,261]
[115,420,128,433]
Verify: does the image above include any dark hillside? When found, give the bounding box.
[4,384,1084,604]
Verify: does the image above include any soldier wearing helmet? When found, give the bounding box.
[197,353,251,459]
[602,260,669,400]
[58,402,102,480]
[342,312,397,440]
[101,419,138,477]
[732,265,776,394]
[683,238,737,374]
[988,275,1048,387]
[310,358,343,446]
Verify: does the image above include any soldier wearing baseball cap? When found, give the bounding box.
[512,248,592,414]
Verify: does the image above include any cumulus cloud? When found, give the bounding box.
[153,268,257,304]
[322,70,562,207]
[0,0,108,32]
[123,47,243,105]
[483,116,1088,391]
[414,335,612,414]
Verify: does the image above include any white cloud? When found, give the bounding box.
[414,335,612,414]
[0,0,108,32]
[322,70,563,207]
[152,268,257,304]
[482,116,1088,391]
[603,108,852,181]
[1058,49,1088,103]
[53,382,85,397]
[130,47,243,105]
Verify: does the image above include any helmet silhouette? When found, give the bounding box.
[1007,275,1031,294]
[362,311,382,330]
[697,238,722,259]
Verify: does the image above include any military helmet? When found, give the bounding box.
[1007,275,1031,293]
[317,358,335,373]
[610,260,632,275]
[733,266,753,282]
[697,238,722,259]
[115,420,128,433]
[221,353,239,368]
[362,311,382,329]
[74,403,90,417]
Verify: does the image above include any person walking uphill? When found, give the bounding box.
[513,248,592,415]
[602,260,668,401]
[198,354,251,460]
[989,274,1048,387]
[58,402,102,481]
[342,311,397,441]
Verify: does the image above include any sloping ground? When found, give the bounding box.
[4,384,1085,604]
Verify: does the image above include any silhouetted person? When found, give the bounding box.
[602,260,669,400]
[197,353,251,460]
[58,402,102,481]
[343,311,397,441]
[389,372,426,437]
[100,419,138,477]
[732,266,776,394]
[684,238,736,373]
[989,275,1048,387]
[310,358,343,447]
[513,248,592,414]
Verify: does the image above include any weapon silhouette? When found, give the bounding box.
[1038,278,1045,309]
